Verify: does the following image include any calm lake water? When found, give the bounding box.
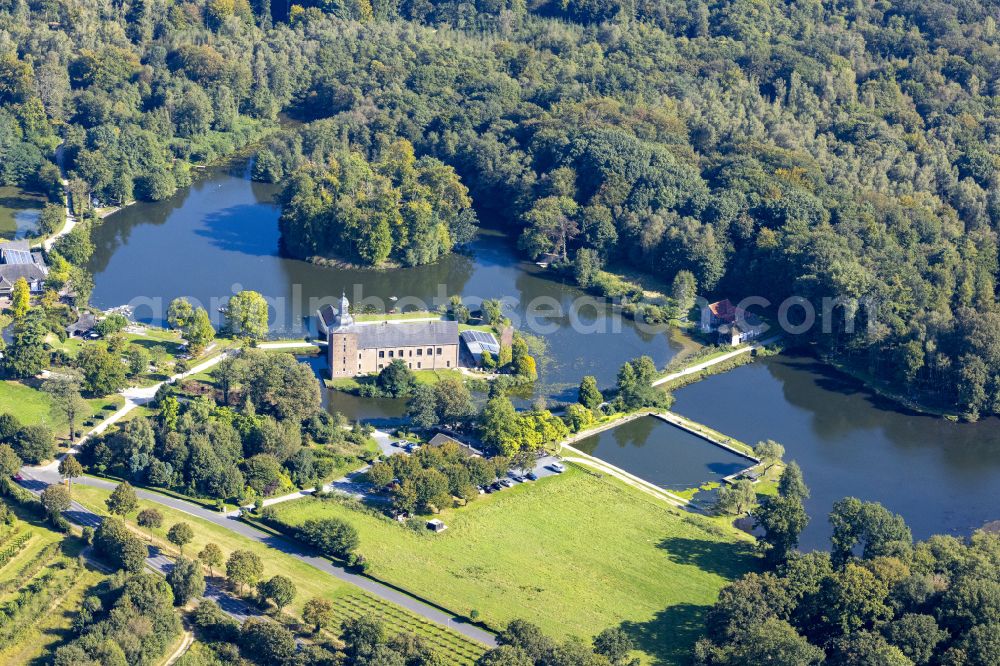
[573,416,752,490]
[87,160,683,400]
[86,160,1000,546]
[0,186,44,240]
[671,354,1000,549]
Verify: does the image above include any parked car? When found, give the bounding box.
[508,472,525,482]
[499,478,515,488]
[549,462,567,473]
[391,441,404,448]
[525,471,538,481]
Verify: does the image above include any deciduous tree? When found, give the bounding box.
[58,454,83,491]
[302,597,335,633]
[226,549,263,594]
[167,521,194,554]
[167,556,205,605]
[106,481,138,516]
[136,508,163,540]
[198,542,223,578]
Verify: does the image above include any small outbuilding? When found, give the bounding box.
[426,519,448,533]
[66,312,97,337]
[460,329,501,366]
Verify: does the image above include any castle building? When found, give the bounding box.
[320,294,460,378]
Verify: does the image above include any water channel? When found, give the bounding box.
[86,160,684,402]
[85,160,1000,547]
[671,354,1000,549]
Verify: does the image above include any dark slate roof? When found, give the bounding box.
[429,433,461,447]
[66,312,97,334]
[318,304,337,328]
[0,263,47,288]
[353,320,458,349]
[0,239,31,253]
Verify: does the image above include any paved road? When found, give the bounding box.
[20,468,495,646]
[16,476,263,625]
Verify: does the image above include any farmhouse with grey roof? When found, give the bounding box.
[0,240,48,297]
[325,294,460,378]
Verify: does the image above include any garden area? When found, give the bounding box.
[264,466,758,664]
[0,500,107,664]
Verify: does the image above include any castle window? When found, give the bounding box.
[379,350,384,358]
[436,347,442,355]
[398,349,404,357]
[446,361,450,367]
[427,347,433,355]
[417,362,421,369]
[416,348,422,356]
[388,350,394,358]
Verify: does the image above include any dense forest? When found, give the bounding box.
[3,0,1000,412]
[695,484,1000,666]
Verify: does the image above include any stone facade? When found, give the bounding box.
[325,294,460,378]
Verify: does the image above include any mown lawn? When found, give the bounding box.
[326,368,466,392]
[268,468,759,665]
[0,379,123,442]
[0,380,53,427]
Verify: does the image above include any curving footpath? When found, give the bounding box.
[18,346,496,648]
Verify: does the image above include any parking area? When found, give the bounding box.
[380,434,568,496]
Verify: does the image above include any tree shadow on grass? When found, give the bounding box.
[128,337,183,354]
[657,536,760,580]
[618,603,708,666]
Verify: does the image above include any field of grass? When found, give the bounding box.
[0,381,54,429]
[69,485,487,664]
[267,468,758,664]
[0,380,122,442]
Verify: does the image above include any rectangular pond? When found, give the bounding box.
[572,415,753,490]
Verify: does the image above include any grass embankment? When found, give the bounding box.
[266,468,758,664]
[326,368,466,393]
[68,485,486,664]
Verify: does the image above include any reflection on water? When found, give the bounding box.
[0,186,45,239]
[573,416,752,490]
[87,160,682,399]
[672,354,1000,549]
